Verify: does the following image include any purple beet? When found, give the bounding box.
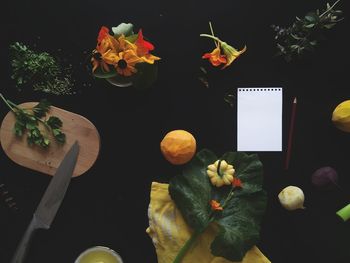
[311,166,338,189]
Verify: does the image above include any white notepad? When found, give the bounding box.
[237,88,283,152]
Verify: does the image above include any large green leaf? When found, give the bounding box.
[169,149,267,262]
[221,152,264,196]
[211,191,267,261]
[169,150,216,231]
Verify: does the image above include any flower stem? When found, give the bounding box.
[222,189,235,209]
[0,93,15,112]
[320,0,341,18]
[172,230,202,263]
[7,100,21,111]
[208,21,219,48]
[200,34,222,44]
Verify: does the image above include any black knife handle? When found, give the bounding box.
[11,215,43,263]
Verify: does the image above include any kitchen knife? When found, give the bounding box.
[11,141,79,263]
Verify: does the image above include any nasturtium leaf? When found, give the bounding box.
[169,149,267,262]
[125,34,138,43]
[221,152,264,196]
[112,23,134,37]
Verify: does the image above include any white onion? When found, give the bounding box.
[278,186,305,211]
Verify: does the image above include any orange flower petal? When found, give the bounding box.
[232,178,243,188]
[210,200,223,211]
[202,46,227,67]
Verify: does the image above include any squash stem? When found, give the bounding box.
[217,160,223,177]
[172,230,202,263]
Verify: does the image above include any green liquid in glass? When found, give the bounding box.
[77,248,121,263]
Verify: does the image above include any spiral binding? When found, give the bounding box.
[0,183,18,211]
[238,88,282,92]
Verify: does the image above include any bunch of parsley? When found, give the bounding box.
[9,42,74,95]
[272,0,343,62]
[0,94,65,148]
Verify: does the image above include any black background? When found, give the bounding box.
[1,0,350,262]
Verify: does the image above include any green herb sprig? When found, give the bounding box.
[272,0,343,62]
[0,93,66,148]
[9,42,74,95]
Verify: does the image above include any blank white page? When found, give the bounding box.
[237,88,283,152]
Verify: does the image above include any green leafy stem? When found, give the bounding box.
[0,93,66,148]
[272,0,343,61]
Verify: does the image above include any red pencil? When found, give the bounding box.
[285,97,297,170]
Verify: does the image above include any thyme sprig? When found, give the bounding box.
[272,0,344,62]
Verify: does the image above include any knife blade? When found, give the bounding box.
[11,141,79,263]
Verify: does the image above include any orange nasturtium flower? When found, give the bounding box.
[200,22,246,69]
[202,46,227,67]
[116,35,138,53]
[232,178,243,188]
[210,200,224,211]
[91,51,110,72]
[92,26,160,76]
[134,30,161,64]
[92,27,120,73]
[97,26,110,43]
[220,42,247,69]
[135,29,154,55]
[113,49,143,77]
[141,53,161,64]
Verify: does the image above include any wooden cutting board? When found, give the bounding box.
[0,102,100,177]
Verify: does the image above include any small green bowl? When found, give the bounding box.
[75,246,123,263]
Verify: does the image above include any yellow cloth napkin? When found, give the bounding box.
[146,182,271,263]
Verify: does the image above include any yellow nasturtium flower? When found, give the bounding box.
[220,42,247,69]
[141,53,161,64]
[113,49,143,77]
[116,35,138,53]
[92,26,161,77]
